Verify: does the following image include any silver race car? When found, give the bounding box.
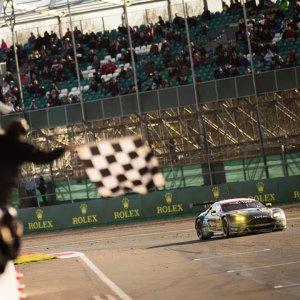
[195,198,286,239]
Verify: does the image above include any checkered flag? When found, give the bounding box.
[77,136,165,197]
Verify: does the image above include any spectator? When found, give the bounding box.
[49,83,60,95]
[271,53,284,69]
[187,16,197,27]
[0,86,4,103]
[27,32,36,47]
[1,39,8,51]
[286,49,296,66]
[92,55,101,71]
[2,82,10,97]
[157,16,165,27]
[222,1,229,14]
[75,43,84,63]
[118,24,127,35]
[46,91,61,107]
[149,43,159,55]
[37,176,47,206]
[119,36,128,49]
[29,99,38,110]
[64,28,72,40]
[73,26,82,40]
[4,98,15,112]
[282,26,296,39]
[264,48,274,62]
[89,79,98,92]
[62,38,72,51]
[173,13,184,28]
[201,7,211,22]
[162,79,170,88]
[151,82,158,90]
[86,49,96,63]
[109,40,122,58]
[199,23,208,36]
[100,60,117,75]
[34,34,44,51]
[153,72,163,88]
[168,138,177,163]
[245,0,257,12]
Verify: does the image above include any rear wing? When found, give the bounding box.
[189,201,215,208]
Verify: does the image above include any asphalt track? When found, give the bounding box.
[17,205,300,300]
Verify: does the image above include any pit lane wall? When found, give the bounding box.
[18,175,300,234]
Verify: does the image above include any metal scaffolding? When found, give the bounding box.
[20,89,300,182]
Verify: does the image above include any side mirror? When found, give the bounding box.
[266,203,272,208]
[211,209,217,215]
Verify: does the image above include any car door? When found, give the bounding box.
[207,203,222,233]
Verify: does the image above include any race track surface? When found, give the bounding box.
[17,205,300,300]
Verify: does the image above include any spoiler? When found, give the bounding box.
[189,201,215,208]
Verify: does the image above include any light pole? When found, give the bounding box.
[65,0,89,145]
[181,0,213,185]
[66,0,86,122]
[241,0,269,178]
[3,0,24,111]
[123,0,141,115]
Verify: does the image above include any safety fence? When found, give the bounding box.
[18,175,300,234]
[13,151,300,209]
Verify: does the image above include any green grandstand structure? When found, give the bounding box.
[0,0,299,212]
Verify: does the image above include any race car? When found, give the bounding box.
[195,198,286,239]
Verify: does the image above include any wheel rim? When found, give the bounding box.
[223,219,229,236]
[196,220,203,239]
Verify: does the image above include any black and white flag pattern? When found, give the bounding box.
[77,136,165,197]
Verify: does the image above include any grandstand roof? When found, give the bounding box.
[0,0,161,25]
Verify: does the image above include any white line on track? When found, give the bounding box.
[227,260,300,273]
[274,283,300,289]
[58,251,132,300]
[194,248,271,261]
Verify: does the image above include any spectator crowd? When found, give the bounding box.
[0,0,299,112]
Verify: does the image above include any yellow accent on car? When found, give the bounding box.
[234,215,246,222]
[273,212,282,218]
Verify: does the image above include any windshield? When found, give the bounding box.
[221,201,265,212]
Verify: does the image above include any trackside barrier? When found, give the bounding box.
[18,175,300,234]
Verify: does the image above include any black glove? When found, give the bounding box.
[0,205,23,274]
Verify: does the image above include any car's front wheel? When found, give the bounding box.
[196,219,210,240]
[222,218,231,237]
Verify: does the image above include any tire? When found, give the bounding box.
[222,218,231,237]
[196,219,210,240]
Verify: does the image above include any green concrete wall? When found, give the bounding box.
[18,175,300,234]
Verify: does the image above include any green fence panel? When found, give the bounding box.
[18,175,300,234]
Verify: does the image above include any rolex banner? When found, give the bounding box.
[77,136,165,197]
[17,176,300,234]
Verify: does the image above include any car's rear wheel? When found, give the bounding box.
[222,218,231,237]
[196,219,209,240]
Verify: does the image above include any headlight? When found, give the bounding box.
[273,211,283,219]
[234,215,246,222]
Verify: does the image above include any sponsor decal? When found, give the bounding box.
[156,193,184,214]
[28,208,54,230]
[257,182,264,193]
[72,203,98,225]
[114,198,140,219]
[212,186,220,199]
[253,215,268,219]
[293,191,300,199]
[249,181,276,203]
